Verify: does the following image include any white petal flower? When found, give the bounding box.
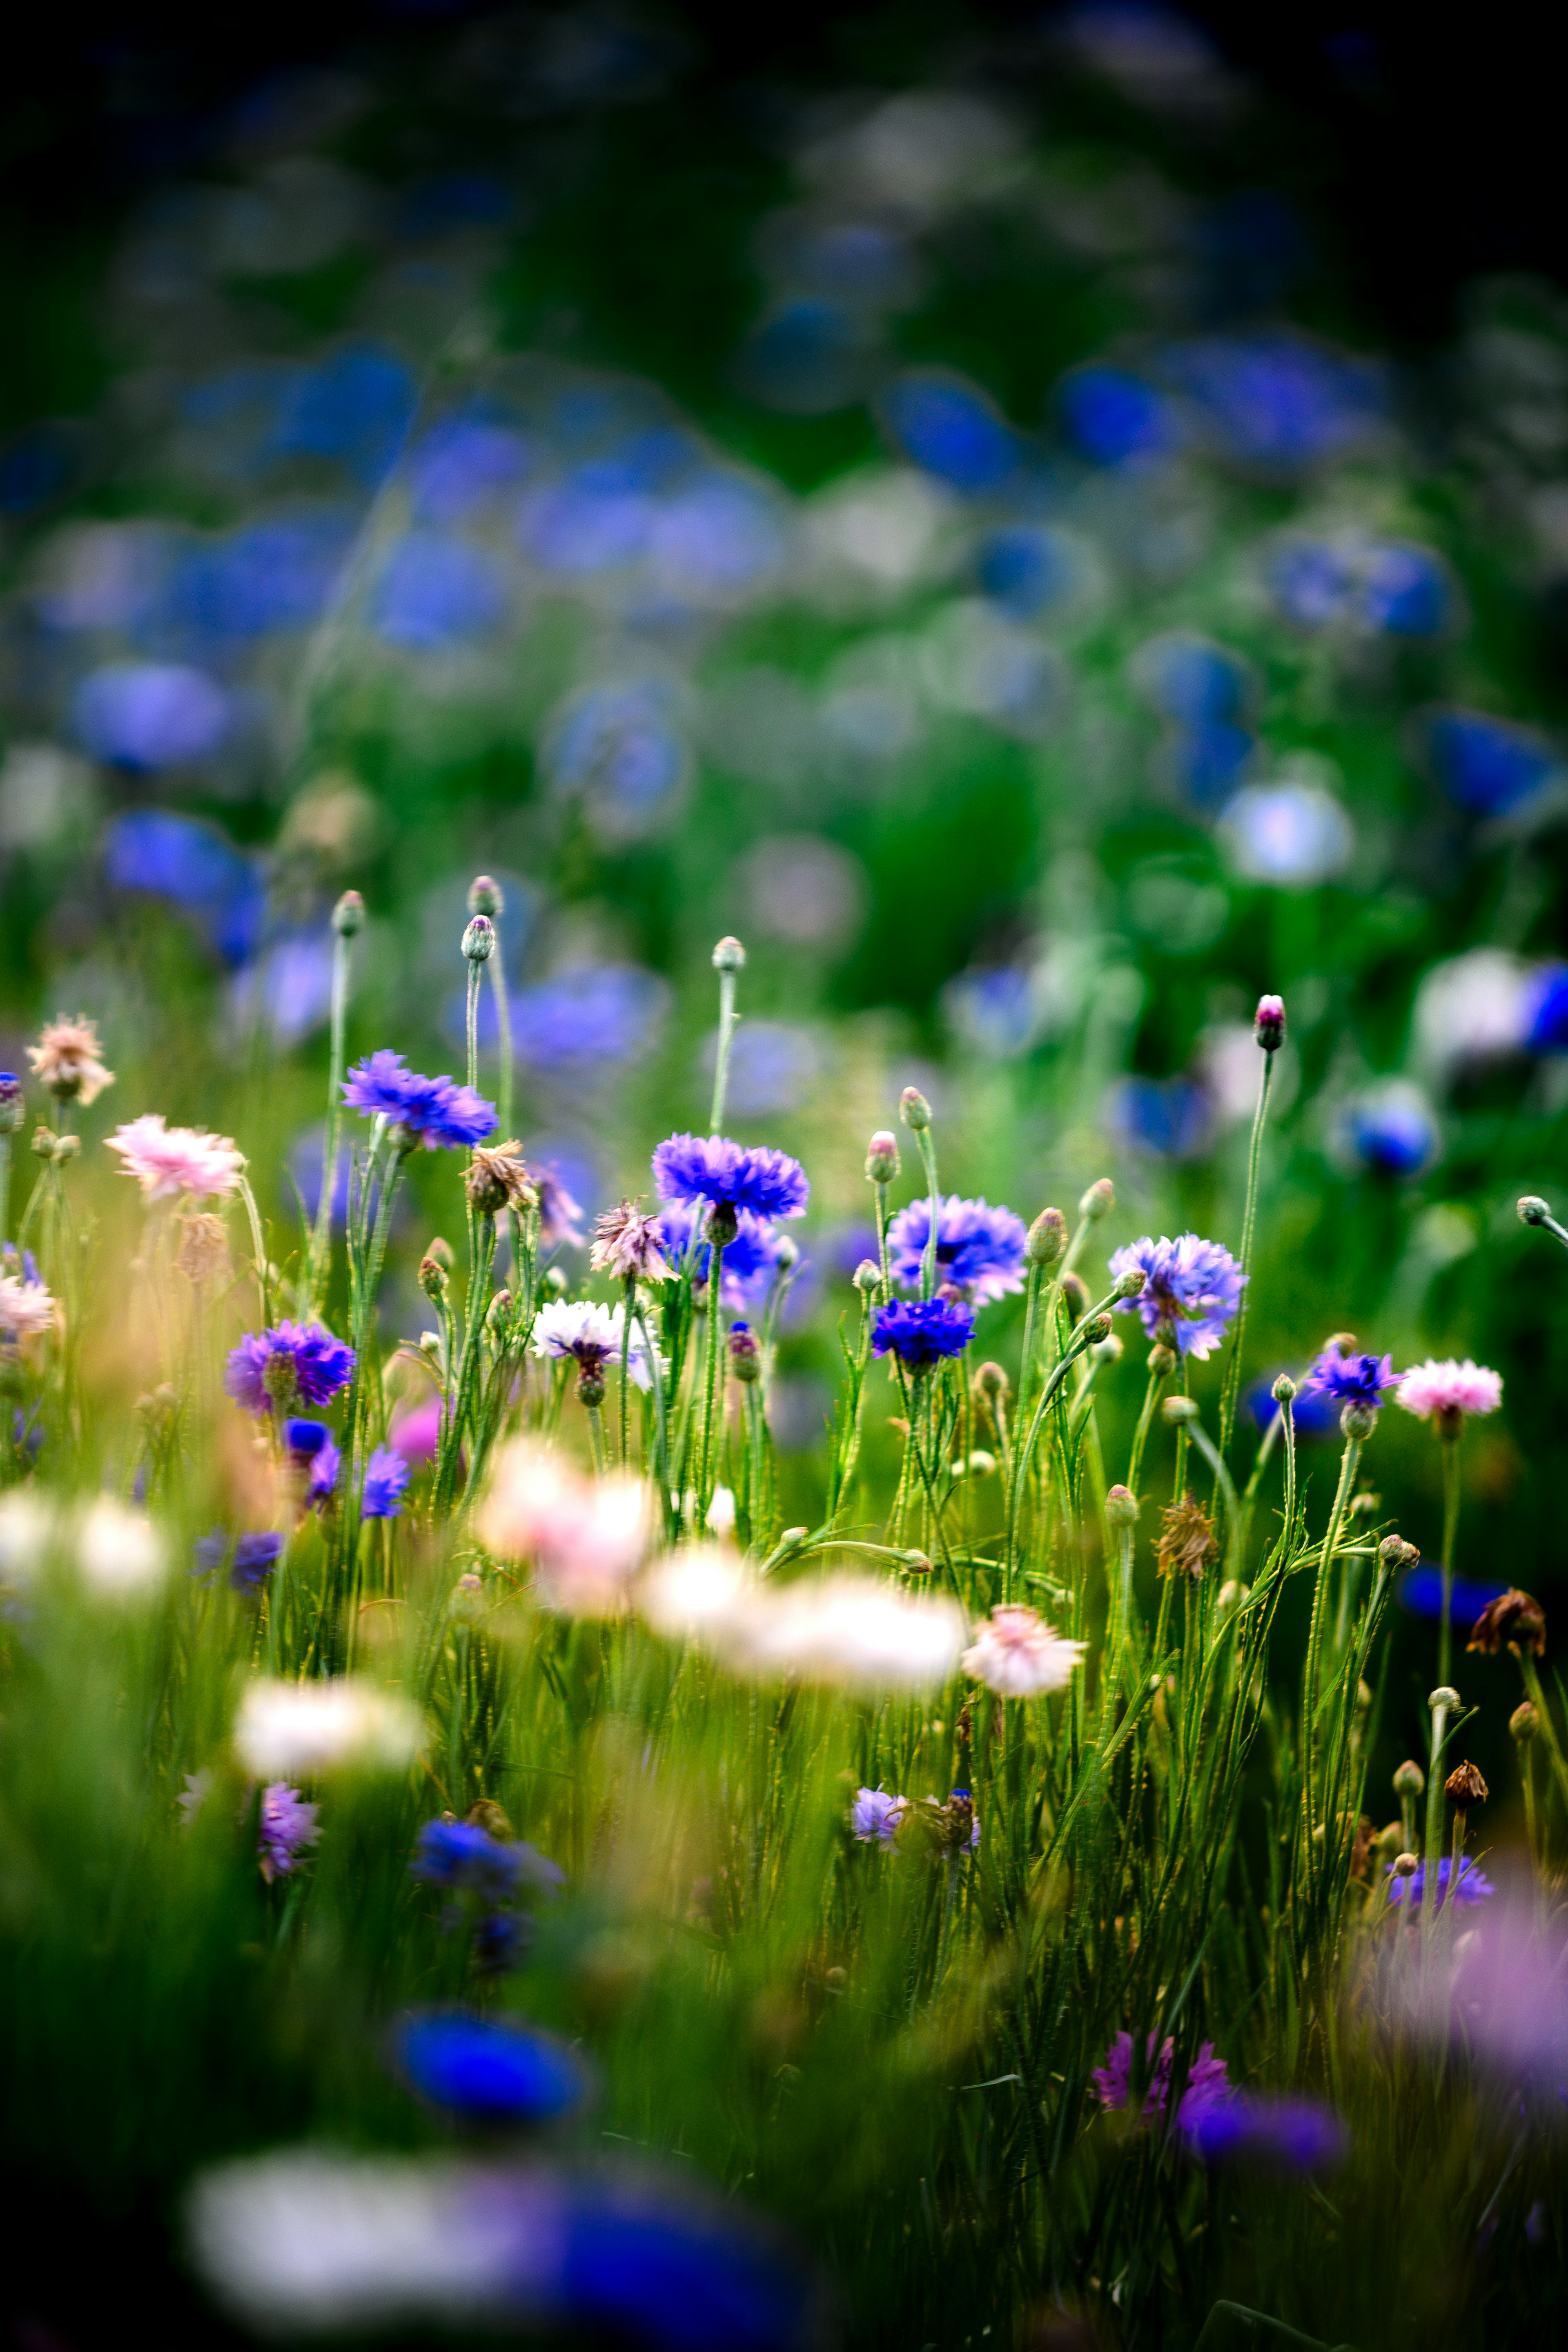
[106,1113,244,1202]
[530,1300,658,1390]
[638,1543,755,1639]
[0,1271,57,1343]
[961,1604,1085,1697]
[234,1679,425,1779]
[477,1439,653,1613]
[76,1495,168,1597]
[724,1574,967,1692]
[0,1488,55,1585]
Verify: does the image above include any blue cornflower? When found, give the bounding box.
[886,1194,1027,1306]
[231,1532,285,1593]
[225,1322,356,1416]
[653,1133,809,1223]
[555,2174,817,2352]
[1396,1567,1509,1629]
[362,1447,410,1520]
[410,1817,566,1904]
[851,1788,909,1846]
[1185,2093,1348,2171]
[473,1911,530,1975]
[1301,1347,1401,1410]
[1385,1856,1495,1912]
[392,2011,589,2124]
[192,1531,229,1579]
[1343,1083,1437,1177]
[342,1050,497,1150]
[285,1420,341,1507]
[871,1298,975,1370]
[657,1200,790,1307]
[1246,1372,1339,1441]
[1107,1235,1246,1362]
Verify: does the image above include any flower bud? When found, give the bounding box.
[468,874,503,918]
[1355,1679,1373,1716]
[52,1134,80,1162]
[1082,1313,1113,1345]
[542,1266,568,1301]
[30,1126,57,1162]
[1026,1206,1066,1266]
[1105,1485,1140,1527]
[705,1200,739,1247]
[1091,1330,1125,1364]
[1428,1686,1461,1712]
[462,914,494,963]
[1216,1578,1249,1613]
[0,1074,22,1133]
[1148,1342,1178,1377]
[576,1363,606,1409]
[904,1549,933,1576]
[1113,1266,1146,1300]
[1518,1195,1552,1226]
[427,1236,455,1271]
[1379,1534,1420,1573]
[1161,1394,1200,1425]
[1060,1271,1089,1318]
[865,1130,900,1183]
[899,1086,931,1132]
[485,1289,513,1334]
[1444,1760,1488,1808]
[1272,1373,1296,1404]
[712,935,746,972]
[965,1449,996,1478]
[1392,1760,1425,1798]
[419,1255,449,1302]
[1254,993,1286,1052]
[774,1235,800,1271]
[1341,1400,1378,1439]
[332,889,365,938]
[972,1360,1009,1400]
[1392,1852,1419,1878]
[1079,1177,1114,1220]
[853,1258,882,1294]
[728,1324,761,1383]
[1511,1700,1540,1744]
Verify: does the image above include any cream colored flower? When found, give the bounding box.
[234,1678,425,1779]
[477,1438,653,1614]
[27,1014,115,1106]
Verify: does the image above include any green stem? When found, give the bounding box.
[915,1128,940,1301]
[1438,1432,1463,1690]
[619,1278,635,1467]
[697,1233,728,1521]
[1125,1364,1166,1496]
[488,923,514,1143]
[307,923,354,1314]
[1217,1053,1272,1457]
[236,1174,272,1331]
[0,1132,10,1250]
[711,968,739,1134]
[1301,1432,1363,1879]
[465,958,482,1097]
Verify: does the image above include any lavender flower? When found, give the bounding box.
[1385,1856,1495,1912]
[851,1787,909,1846]
[286,1420,342,1507]
[1185,2093,1348,2171]
[1107,1234,1247,1360]
[886,1194,1027,1304]
[1091,2032,1234,2135]
[652,1132,809,1222]
[362,1447,410,1520]
[231,1532,285,1593]
[225,1323,355,1416]
[1301,1346,1401,1410]
[258,1783,320,1883]
[871,1298,976,1369]
[341,1051,497,1150]
[657,1199,790,1308]
[529,1162,586,1248]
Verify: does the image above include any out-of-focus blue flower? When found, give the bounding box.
[1218,780,1354,887]
[1246,1374,1339,1441]
[851,1787,909,1845]
[394,2011,589,2124]
[1359,540,1455,636]
[709,1022,819,1117]
[410,1817,564,1902]
[541,680,689,833]
[369,533,513,649]
[1157,721,1257,808]
[342,1051,497,1150]
[1163,330,1385,475]
[474,1912,530,1975]
[1342,1082,1437,1177]
[1109,1233,1245,1361]
[1267,535,1355,630]
[192,1531,228,1579]
[975,523,1087,618]
[75,663,232,770]
[521,469,657,575]
[230,931,336,1048]
[555,2172,818,2352]
[1106,1075,1213,1162]
[1396,1567,1509,1627]
[657,1201,789,1309]
[1301,1347,1400,1409]
[165,511,356,644]
[1268,533,1457,639]
[258,1783,319,1883]
[1418,706,1559,817]
[944,965,1042,1059]
[407,414,532,522]
[1185,2093,1348,2171]
[1524,963,1568,1052]
[362,1447,410,1520]
[1057,364,1178,466]
[653,1135,808,1222]
[649,473,790,604]
[272,342,418,486]
[877,368,1020,494]
[871,1298,975,1368]
[226,1322,356,1416]
[1385,1857,1495,1912]
[105,809,267,968]
[231,1532,285,1592]
[735,299,871,417]
[284,1418,332,1460]
[510,965,668,1077]
[887,1194,1027,1305]
[1131,631,1255,726]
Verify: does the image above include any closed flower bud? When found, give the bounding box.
[1216,1578,1249,1613]
[1091,1330,1125,1364]
[712,935,746,972]
[1148,1342,1178,1376]
[853,1258,882,1293]
[467,874,503,918]
[1082,1313,1113,1344]
[1429,1686,1461,1712]
[865,1130,900,1182]
[904,1549,933,1576]
[1379,1534,1421,1573]
[485,1289,513,1333]
[0,1073,22,1133]
[542,1266,568,1300]
[1341,1400,1378,1439]
[1254,993,1287,1052]
[1519,1195,1552,1226]
[775,1235,800,1271]
[1272,1373,1296,1404]
[972,1360,1009,1400]
[1060,1271,1089,1318]
[1161,1394,1200,1425]
[332,888,365,938]
[1355,1679,1374,1715]
[31,1126,57,1162]
[728,1323,761,1382]
[1079,1177,1114,1220]
[1511,1700,1541,1744]
[1392,1851,1419,1878]
[462,915,494,963]
[965,1449,996,1478]
[899,1086,931,1132]
[419,1255,449,1302]
[1444,1760,1488,1808]
[428,1236,455,1271]
[705,1200,739,1246]
[1392,1759,1425,1797]
[1105,1485,1140,1527]
[576,1363,606,1409]
[53,1134,80,1162]
[1112,1266,1146,1300]
[1026,1206,1067,1266]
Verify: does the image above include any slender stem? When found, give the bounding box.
[697,1234,727,1520]
[1217,1054,1272,1457]
[1301,1433,1363,1875]
[465,959,482,1098]
[488,923,514,1143]
[585,1400,607,1475]
[307,923,354,1314]
[1125,1364,1165,1496]
[236,1174,272,1331]
[874,1181,892,1299]
[619,1278,635,1467]
[0,1132,10,1251]
[711,968,739,1135]
[1423,1692,1453,1954]
[635,1300,675,1533]
[1438,1432,1463,1690]
[915,1129,940,1301]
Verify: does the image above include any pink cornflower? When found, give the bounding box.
[1091,2031,1233,2137]
[1395,1358,1502,1435]
[27,1014,115,1106]
[0,1270,56,1344]
[961,1604,1085,1697]
[476,1439,653,1614]
[106,1114,245,1202]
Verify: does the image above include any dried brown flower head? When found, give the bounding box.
[27,1015,115,1106]
[176,1212,232,1287]
[1444,1760,1489,1808]
[464,1141,538,1218]
[590,1198,673,1285]
[1467,1586,1546,1658]
[1157,1491,1218,1581]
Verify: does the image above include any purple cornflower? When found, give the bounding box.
[1301,1346,1401,1410]
[342,1050,497,1150]
[851,1787,909,1846]
[657,1199,790,1306]
[1091,2032,1233,2135]
[1386,1856,1495,1912]
[1107,1234,1246,1361]
[230,1532,285,1592]
[192,1530,228,1578]
[652,1132,809,1222]
[410,1817,566,1903]
[474,1911,530,1974]
[872,1298,976,1369]
[886,1194,1027,1305]
[225,1322,355,1416]
[258,1783,320,1883]
[285,1419,343,1508]
[362,1446,410,1520]
[530,1162,586,1248]
[1185,2093,1348,2171]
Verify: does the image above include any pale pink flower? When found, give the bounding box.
[962,1604,1085,1697]
[106,1113,245,1202]
[1394,1358,1502,1427]
[27,1014,115,1106]
[0,1271,57,1344]
[724,1575,967,1691]
[476,1438,653,1614]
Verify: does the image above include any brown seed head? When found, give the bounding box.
[1444,1760,1489,1808]
[465,1141,538,1219]
[1467,1587,1546,1658]
[590,1199,673,1286]
[1157,1491,1218,1581]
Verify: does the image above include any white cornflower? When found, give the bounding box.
[106,1113,245,1202]
[76,1495,169,1597]
[530,1300,658,1391]
[234,1679,425,1780]
[723,1574,967,1692]
[0,1270,56,1344]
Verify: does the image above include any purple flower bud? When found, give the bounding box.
[1254,993,1287,1052]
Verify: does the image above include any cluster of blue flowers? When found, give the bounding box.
[410,1814,566,1978]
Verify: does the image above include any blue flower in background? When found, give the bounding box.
[407,413,533,522]
[556,2176,817,2352]
[649,472,789,603]
[410,1818,563,1901]
[1157,721,1257,808]
[878,368,1020,494]
[1057,364,1178,467]
[944,965,1042,1059]
[510,964,668,1077]
[871,1298,975,1368]
[1341,1082,1437,1177]
[230,931,336,1048]
[272,342,418,486]
[887,1194,1027,1305]
[1106,1075,1213,1162]
[1396,1566,1509,1627]
[1218,780,1354,887]
[395,172,517,242]
[1131,632,1256,726]
[370,533,513,649]
[657,1200,790,1308]
[736,298,871,417]
[230,1532,285,1592]
[1385,1857,1495,1912]
[1246,1374,1339,1441]
[1186,2093,1348,2171]
[393,2011,589,2124]
[1267,536,1356,630]
[1359,540,1455,637]
[1524,963,1568,1052]
[165,511,356,646]
[104,809,267,968]
[1418,706,1559,816]
[541,680,689,831]
[362,1448,410,1520]
[653,1134,809,1222]
[521,470,657,574]
[976,524,1086,619]
[1164,330,1386,475]
[75,663,232,770]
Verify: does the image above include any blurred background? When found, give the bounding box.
[5,0,1568,1814]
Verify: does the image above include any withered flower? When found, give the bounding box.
[176,1212,232,1287]
[590,1199,672,1285]
[1466,1587,1546,1658]
[1444,1760,1489,1808]
[28,1014,115,1106]
[465,1140,538,1218]
[1157,1491,1218,1581]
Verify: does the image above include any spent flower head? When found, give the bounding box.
[590,1199,673,1285]
[465,1141,537,1217]
[1467,1587,1546,1657]
[28,1015,115,1106]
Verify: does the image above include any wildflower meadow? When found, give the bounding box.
[5,9,1568,2350]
